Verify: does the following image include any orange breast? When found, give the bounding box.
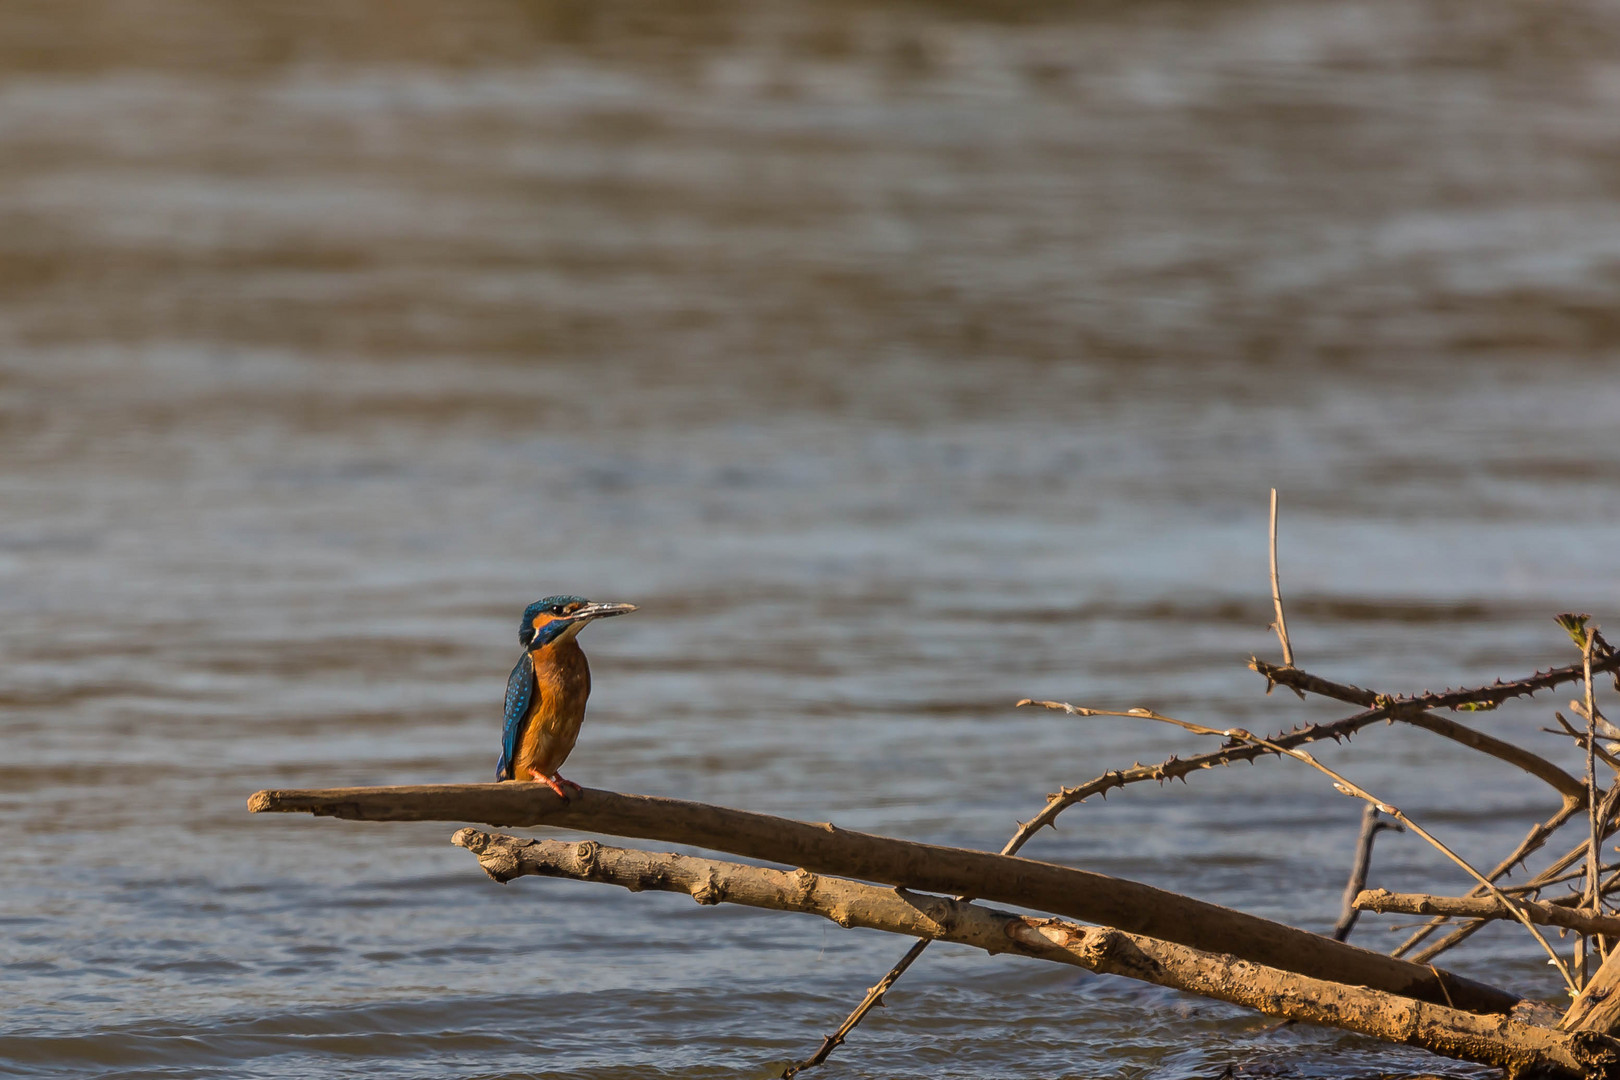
[514,638,593,778]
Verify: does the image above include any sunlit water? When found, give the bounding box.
[4,2,1620,1077]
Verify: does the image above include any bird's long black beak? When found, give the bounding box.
[562,601,637,624]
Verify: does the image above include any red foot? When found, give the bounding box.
[529,769,584,801]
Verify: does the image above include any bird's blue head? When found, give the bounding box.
[520,594,638,650]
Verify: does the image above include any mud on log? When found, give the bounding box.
[453,829,1620,1079]
[249,782,1517,1015]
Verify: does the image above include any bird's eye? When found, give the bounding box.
[552,603,568,615]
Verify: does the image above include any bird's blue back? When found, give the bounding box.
[497,651,537,780]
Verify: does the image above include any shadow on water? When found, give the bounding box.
[3,0,1620,1077]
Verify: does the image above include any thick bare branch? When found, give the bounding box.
[452,830,1614,1079]
[1355,888,1620,937]
[249,782,1519,1014]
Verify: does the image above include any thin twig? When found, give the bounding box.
[1254,646,1611,961]
[1039,700,1581,995]
[1548,717,1620,775]
[1250,739,1577,992]
[1023,687,1597,972]
[780,941,929,1077]
[1334,804,1400,942]
[1249,655,1608,958]
[1586,629,1604,979]
[1269,488,1295,668]
[1502,861,1620,895]
[1570,697,1618,739]
[1588,632,1603,914]
[1404,819,1602,964]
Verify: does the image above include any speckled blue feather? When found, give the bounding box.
[496,652,536,780]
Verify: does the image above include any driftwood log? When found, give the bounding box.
[452,829,1620,1078]
[249,782,1517,1014]
[1567,946,1620,1034]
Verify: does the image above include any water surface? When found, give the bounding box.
[3,2,1620,1077]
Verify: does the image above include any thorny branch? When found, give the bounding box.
[1252,646,1620,718]
[1029,700,1581,993]
[1247,661,1585,802]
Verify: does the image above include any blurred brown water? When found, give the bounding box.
[4,2,1620,1077]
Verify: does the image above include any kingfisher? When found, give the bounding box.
[496,594,637,800]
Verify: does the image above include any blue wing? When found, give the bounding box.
[497,652,537,780]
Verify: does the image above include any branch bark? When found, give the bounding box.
[452,829,1616,1079]
[248,783,1519,1014]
